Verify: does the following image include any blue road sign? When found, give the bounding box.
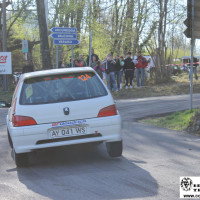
[50,33,77,39]
[50,27,77,33]
[53,39,80,45]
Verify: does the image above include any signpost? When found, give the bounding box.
[50,27,80,68]
[184,0,200,39]
[50,33,77,39]
[22,40,28,61]
[53,39,80,45]
[183,0,200,110]
[22,40,28,53]
[50,27,77,33]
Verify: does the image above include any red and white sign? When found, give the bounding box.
[0,52,12,74]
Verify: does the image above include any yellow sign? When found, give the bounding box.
[25,85,33,99]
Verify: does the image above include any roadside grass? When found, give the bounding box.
[140,109,199,131]
[112,72,200,99]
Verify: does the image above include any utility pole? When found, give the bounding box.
[88,30,93,67]
[2,0,7,92]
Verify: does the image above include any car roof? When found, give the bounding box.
[21,67,95,80]
[182,56,200,59]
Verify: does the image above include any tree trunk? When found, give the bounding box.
[36,0,52,69]
[76,0,85,40]
[123,0,134,54]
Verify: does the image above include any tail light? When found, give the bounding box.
[12,115,37,127]
[13,98,17,114]
[97,105,117,117]
[11,97,37,127]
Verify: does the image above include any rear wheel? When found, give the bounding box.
[106,140,122,157]
[13,149,29,168]
[7,129,13,148]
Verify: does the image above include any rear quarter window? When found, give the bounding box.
[19,72,108,105]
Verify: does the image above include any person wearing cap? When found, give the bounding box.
[135,50,148,88]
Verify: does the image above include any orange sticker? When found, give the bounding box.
[78,74,91,81]
[85,74,91,79]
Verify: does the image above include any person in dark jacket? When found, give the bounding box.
[22,60,34,73]
[86,48,99,66]
[102,54,118,92]
[124,52,135,89]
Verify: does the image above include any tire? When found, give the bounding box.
[7,129,13,148]
[13,149,29,168]
[106,140,123,157]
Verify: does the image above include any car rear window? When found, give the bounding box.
[19,72,108,105]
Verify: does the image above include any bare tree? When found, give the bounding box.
[36,0,52,69]
[156,0,169,80]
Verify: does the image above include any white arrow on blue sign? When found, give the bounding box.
[50,33,77,39]
[53,39,80,45]
[50,27,77,33]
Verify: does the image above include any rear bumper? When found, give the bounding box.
[8,115,122,153]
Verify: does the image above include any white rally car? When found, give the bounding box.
[6,67,122,167]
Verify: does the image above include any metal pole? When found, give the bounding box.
[56,45,58,68]
[25,52,28,61]
[88,30,93,67]
[71,46,74,67]
[190,39,194,110]
[190,0,194,110]
[2,0,7,91]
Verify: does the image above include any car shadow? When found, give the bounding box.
[14,143,158,200]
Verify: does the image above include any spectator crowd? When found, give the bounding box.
[59,48,156,92]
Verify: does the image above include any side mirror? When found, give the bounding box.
[0,101,11,108]
[6,102,11,107]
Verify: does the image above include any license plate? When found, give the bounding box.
[49,126,87,138]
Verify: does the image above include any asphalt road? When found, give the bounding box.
[0,94,200,200]
[116,93,200,121]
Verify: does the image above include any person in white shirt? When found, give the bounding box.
[148,52,156,79]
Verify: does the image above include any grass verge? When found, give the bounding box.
[141,109,199,131]
[112,73,200,99]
